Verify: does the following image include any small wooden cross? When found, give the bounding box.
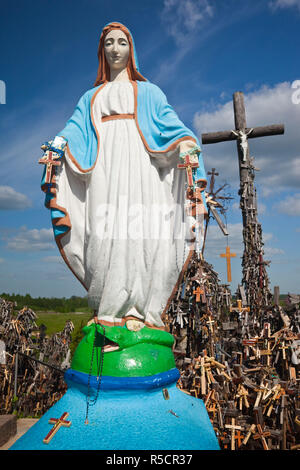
[279,341,289,360]
[242,424,256,446]
[207,402,217,419]
[225,418,243,450]
[253,424,271,450]
[43,412,71,444]
[39,150,61,184]
[230,299,250,316]
[234,430,245,448]
[206,316,215,333]
[193,285,205,302]
[177,154,199,187]
[207,168,219,194]
[220,246,236,283]
[236,384,249,410]
[219,432,230,450]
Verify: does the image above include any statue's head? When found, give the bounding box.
[94,22,147,85]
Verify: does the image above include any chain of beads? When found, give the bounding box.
[179,144,201,159]
[41,140,66,158]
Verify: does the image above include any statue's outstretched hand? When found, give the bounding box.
[39,137,67,184]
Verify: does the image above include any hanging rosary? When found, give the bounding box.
[84,322,105,425]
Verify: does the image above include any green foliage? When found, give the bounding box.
[0,292,92,314]
[70,320,86,357]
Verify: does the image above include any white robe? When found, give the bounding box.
[56,82,196,328]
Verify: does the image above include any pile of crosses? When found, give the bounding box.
[0,297,74,417]
[164,254,300,450]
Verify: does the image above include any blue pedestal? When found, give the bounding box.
[10,369,220,450]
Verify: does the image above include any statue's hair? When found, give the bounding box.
[94,22,147,86]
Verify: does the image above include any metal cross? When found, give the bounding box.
[43,412,71,444]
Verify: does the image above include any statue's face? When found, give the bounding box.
[104,29,130,72]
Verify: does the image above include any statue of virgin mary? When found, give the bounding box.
[41,22,208,331]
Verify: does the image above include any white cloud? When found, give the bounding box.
[153,0,216,85]
[41,256,64,264]
[277,193,300,215]
[193,82,300,195]
[161,0,214,45]
[204,222,244,258]
[204,221,284,260]
[269,0,300,11]
[232,201,266,216]
[0,186,32,210]
[264,246,285,255]
[4,226,55,252]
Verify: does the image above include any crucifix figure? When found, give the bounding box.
[177,153,199,187]
[202,91,284,311]
[231,128,253,162]
[202,168,232,254]
[220,245,236,283]
[39,150,62,184]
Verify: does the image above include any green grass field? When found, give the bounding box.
[35,310,92,336]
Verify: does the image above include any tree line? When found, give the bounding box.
[0,293,91,313]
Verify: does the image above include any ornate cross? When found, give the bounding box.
[230,300,250,324]
[225,418,243,450]
[253,424,271,450]
[234,430,245,448]
[177,154,199,187]
[279,341,289,360]
[43,412,71,444]
[193,285,206,303]
[39,150,61,184]
[206,316,215,333]
[220,246,236,283]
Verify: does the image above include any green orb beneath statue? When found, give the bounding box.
[71,322,177,377]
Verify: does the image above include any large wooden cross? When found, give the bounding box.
[201,92,284,151]
[202,92,284,309]
[220,245,236,283]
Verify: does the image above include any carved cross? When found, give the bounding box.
[253,424,271,450]
[177,154,199,187]
[230,299,250,315]
[193,285,206,303]
[279,341,289,360]
[225,418,243,450]
[43,412,71,444]
[39,150,61,184]
[234,430,245,448]
[220,246,236,283]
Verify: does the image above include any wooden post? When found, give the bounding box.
[14,352,18,398]
[274,286,280,306]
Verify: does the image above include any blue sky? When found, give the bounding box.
[0,0,299,298]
